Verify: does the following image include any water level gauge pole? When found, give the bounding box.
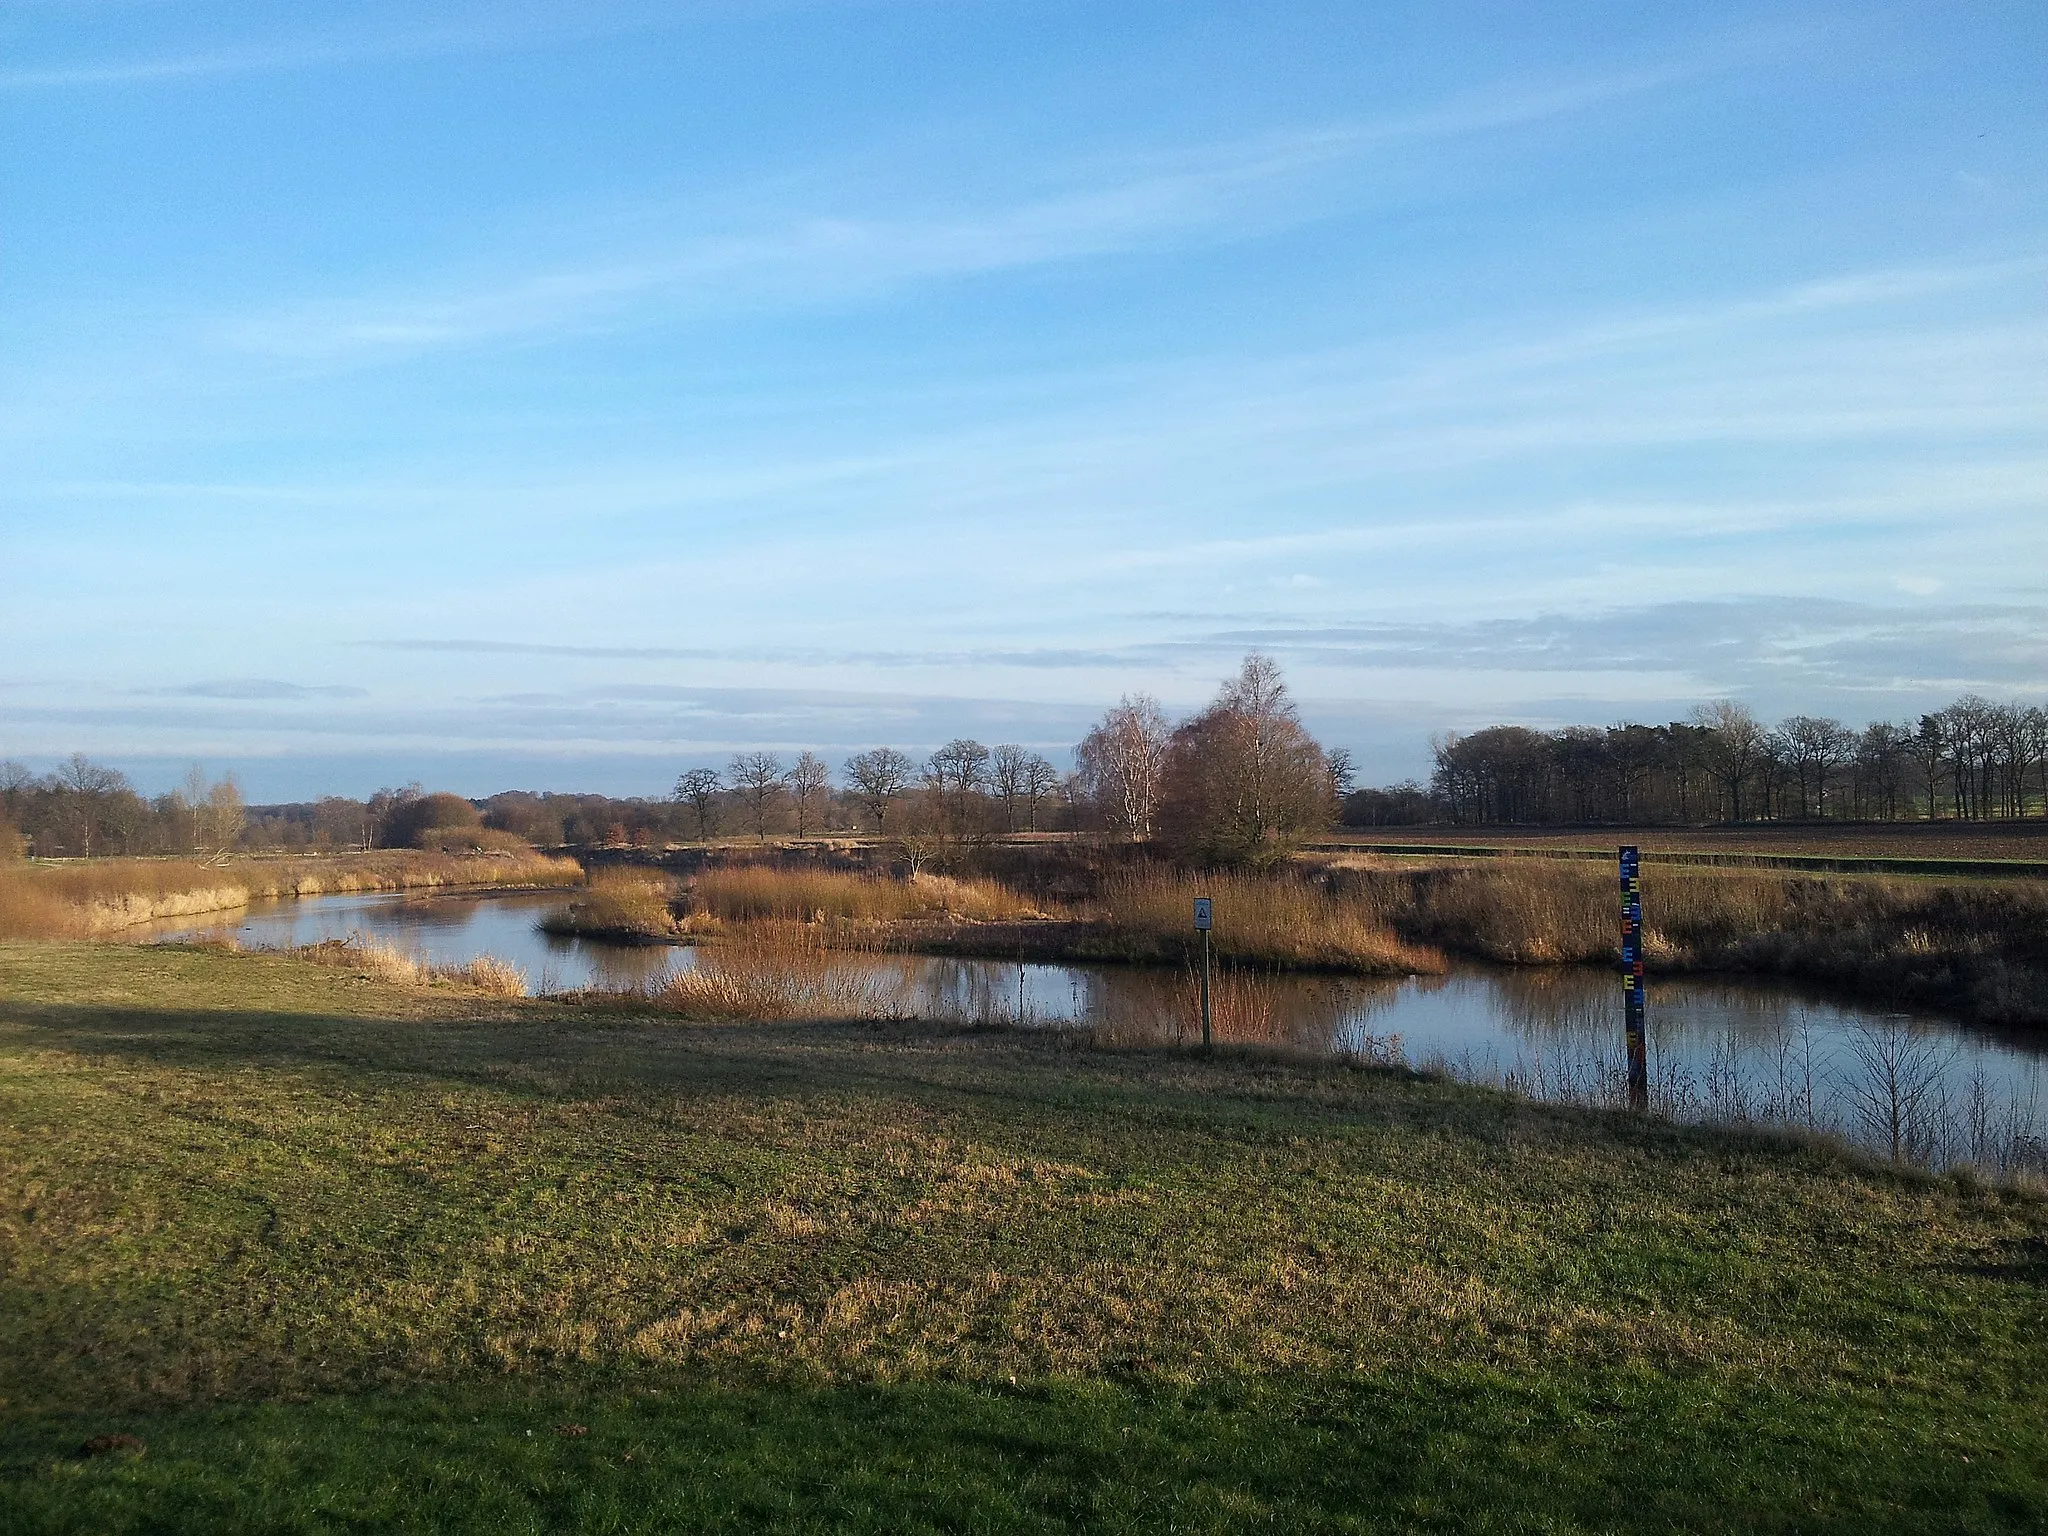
[1193,896,1213,1050]
[1619,846,1649,1111]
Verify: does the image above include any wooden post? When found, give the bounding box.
[1619,846,1649,1110]
[1193,896,1213,1050]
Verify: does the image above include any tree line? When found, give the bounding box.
[1358,695,2048,827]
[0,656,1343,862]
[20,667,2032,859]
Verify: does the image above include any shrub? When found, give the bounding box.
[383,793,484,850]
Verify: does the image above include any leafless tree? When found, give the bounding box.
[727,752,785,841]
[1692,701,1769,821]
[924,739,992,836]
[843,747,915,832]
[1156,655,1332,861]
[54,754,131,857]
[1075,694,1171,841]
[1778,715,1854,819]
[1021,752,1062,831]
[784,752,832,837]
[198,774,245,863]
[990,743,1060,833]
[673,768,723,840]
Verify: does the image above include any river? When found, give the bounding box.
[149,887,2048,1177]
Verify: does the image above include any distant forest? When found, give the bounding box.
[5,682,2045,858]
[1352,695,2048,827]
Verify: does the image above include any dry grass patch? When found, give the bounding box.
[294,935,529,996]
[687,866,1037,926]
[541,867,682,941]
[1092,869,1442,974]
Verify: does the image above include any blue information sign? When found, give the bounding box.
[1193,897,1213,931]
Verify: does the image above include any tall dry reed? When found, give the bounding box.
[1092,869,1442,974]
[647,924,911,1021]
[686,866,1036,925]
[294,935,529,996]
[541,867,680,940]
[1331,861,2048,1025]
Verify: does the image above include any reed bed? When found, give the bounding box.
[645,924,912,1021]
[686,866,1037,925]
[1332,861,2048,1025]
[540,867,682,941]
[1089,869,1443,974]
[0,849,583,940]
[293,935,530,996]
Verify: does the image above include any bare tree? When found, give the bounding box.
[1021,752,1062,832]
[924,739,992,836]
[1692,701,1769,821]
[990,744,1058,833]
[673,768,723,840]
[727,752,785,841]
[54,754,131,857]
[1778,715,1854,819]
[843,747,915,832]
[1156,656,1332,861]
[1326,747,1356,800]
[990,744,1032,831]
[198,774,246,863]
[1855,722,1911,820]
[1075,694,1171,841]
[784,752,832,837]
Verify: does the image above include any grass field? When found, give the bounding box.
[2,941,2046,1531]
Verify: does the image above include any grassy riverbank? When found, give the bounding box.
[0,850,584,940]
[2,941,2045,1530]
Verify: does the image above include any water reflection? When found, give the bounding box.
[153,889,2048,1176]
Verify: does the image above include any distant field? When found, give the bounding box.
[2,941,2045,1531]
[1321,821,2048,864]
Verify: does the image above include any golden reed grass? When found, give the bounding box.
[541,867,682,940]
[646,923,910,1021]
[0,850,583,941]
[295,936,530,996]
[1327,859,2048,1025]
[1091,868,1443,974]
[686,866,1037,925]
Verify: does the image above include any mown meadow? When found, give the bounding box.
[2,940,2045,1531]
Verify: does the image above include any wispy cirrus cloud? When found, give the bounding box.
[209,68,1698,364]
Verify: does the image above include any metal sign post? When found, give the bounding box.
[1193,897,1213,1050]
[1619,847,1649,1111]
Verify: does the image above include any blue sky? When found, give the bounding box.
[2,1,2043,800]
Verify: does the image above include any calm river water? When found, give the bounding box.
[151,888,2048,1176]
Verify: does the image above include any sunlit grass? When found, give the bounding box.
[0,941,2044,1530]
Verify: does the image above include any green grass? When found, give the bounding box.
[2,941,2046,1532]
